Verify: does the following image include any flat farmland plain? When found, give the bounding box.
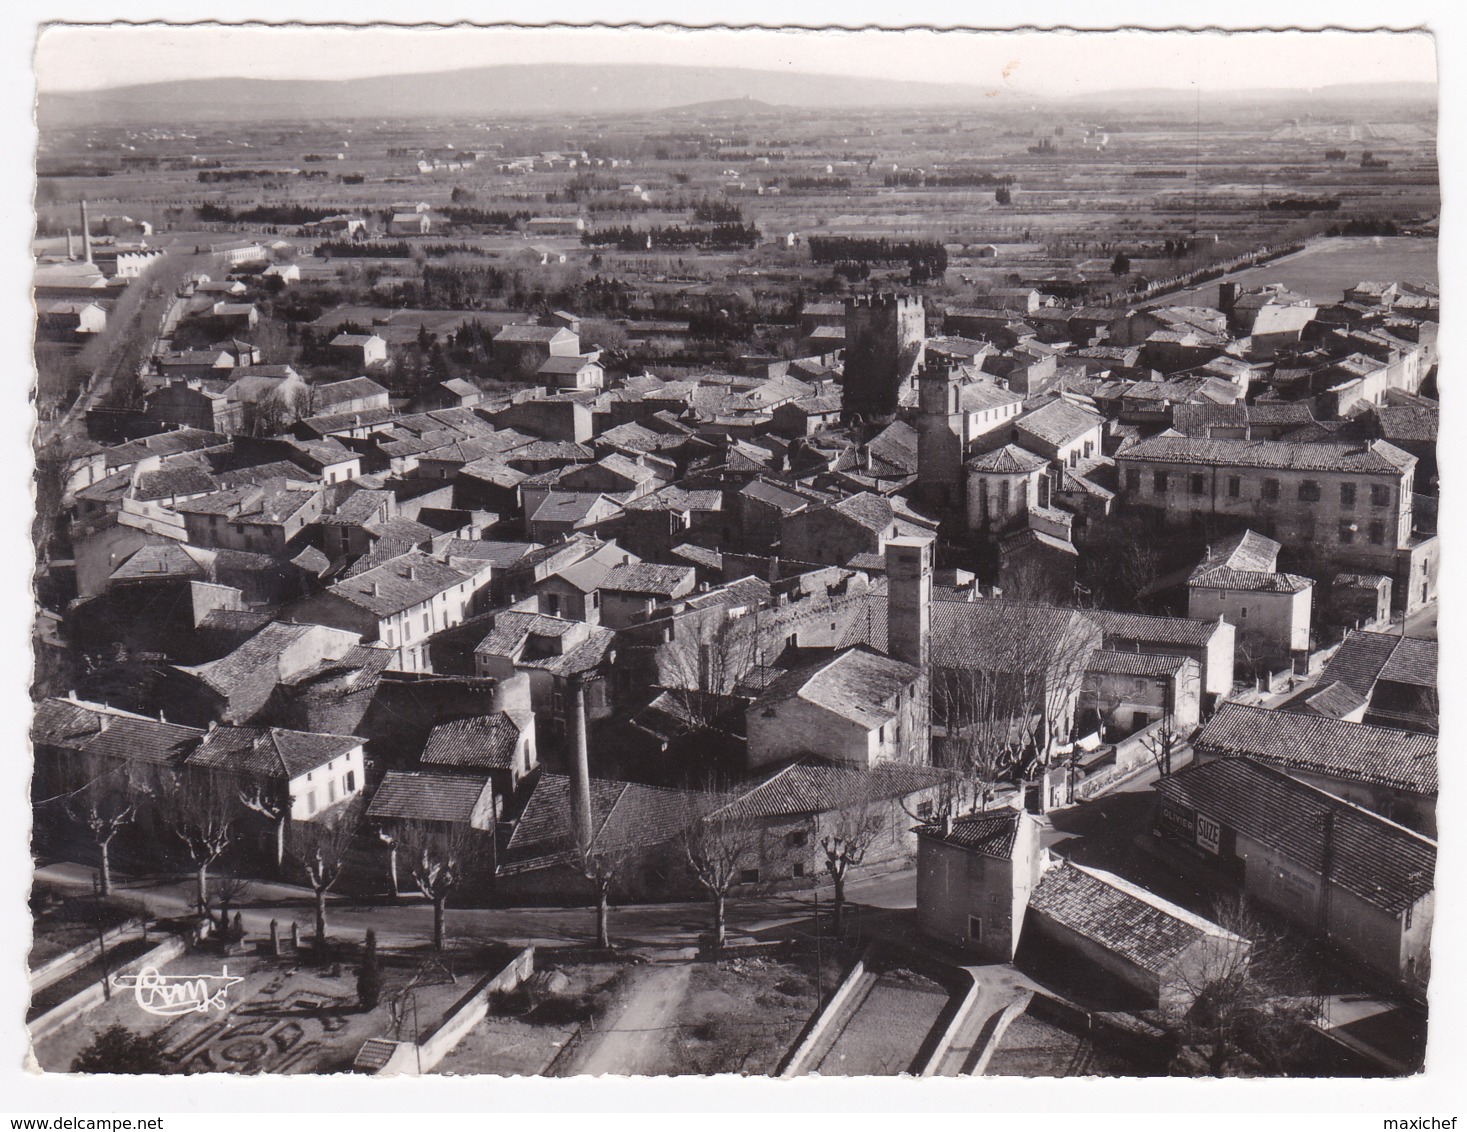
[1167,235,1437,305]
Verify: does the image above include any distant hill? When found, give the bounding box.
[37,63,1005,126]
[661,96,784,116]
[1083,81,1436,104]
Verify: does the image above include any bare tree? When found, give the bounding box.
[1142,712,1186,778]
[392,820,483,951]
[1167,895,1319,1076]
[655,608,760,736]
[237,779,289,868]
[820,774,887,933]
[289,799,364,953]
[925,604,1100,809]
[680,812,756,950]
[59,753,151,897]
[162,773,240,918]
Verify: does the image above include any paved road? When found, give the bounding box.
[33,859,919,955]
[565,963,693,1077]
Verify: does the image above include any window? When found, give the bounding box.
[1338,521,1356,545]
[1227,476,1241,498]
[917,801,934,819]
[552,692,565,716]
[1240,607,1248,619]
[793,863,806,879]
[1371,483,1391,507]
[306,791,317,815]
[877,725,886,744]
[1153,471,1168,494]
[1369,520,1386,545]
[739,868,761,885]
[345,771,356,793]
[788,831,808,848]
[1189,473,1206,496]
[1406,904,1414,930]
[1298,480,1321,503]
[1262,478,1280,502]
[968,916,984,943]
[546,594,561,616]
[1126,469,1140,493]
[1340,482,1357,507]
[327,781,337,804]
[423,612,431,634]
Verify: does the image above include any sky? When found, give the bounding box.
[34,21,1437,97]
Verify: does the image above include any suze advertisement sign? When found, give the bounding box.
[1195,814,1222,854]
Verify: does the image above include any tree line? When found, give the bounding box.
[580,223,761,251]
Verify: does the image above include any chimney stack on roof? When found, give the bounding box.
[80,201,92,265]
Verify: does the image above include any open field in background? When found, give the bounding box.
[1168,236,1439,306]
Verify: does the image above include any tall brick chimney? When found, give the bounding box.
[80,200,92,265]
[566,673,594,853]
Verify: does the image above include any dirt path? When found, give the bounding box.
[566,963,693,1077]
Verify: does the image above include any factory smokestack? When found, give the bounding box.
[566,673,594,854]
[80,201,92,265]
[66,229,75,260]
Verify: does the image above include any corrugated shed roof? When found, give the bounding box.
[1155,756,1436,914]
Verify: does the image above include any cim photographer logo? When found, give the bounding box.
[111,966,243,1016]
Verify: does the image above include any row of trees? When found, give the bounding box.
[580,223,762,251]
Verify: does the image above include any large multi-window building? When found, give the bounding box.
[1115,435,1437,609]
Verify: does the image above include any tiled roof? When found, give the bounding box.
[714,757,948,822]
[73,714,204,766]
[420,714,522,771]
[1029,861,1241,976]
[1318,631,1435,698]
[328,552,468,616]
[325,489,394,526]
[1298,680,1370,719]
[1378,637,1437,688]
[110,543,209,582]
[753,647,921,728]
[600,563,695,597]
[178,622,320,700]
[1188,567,1313,594]
[1089,609,1225,649]
[1117,435,1417,475]
[915,808,1021,858]
[132,465,219,501]
[1155,757,1435,915]
[186,726,361,779]
[366,771,491,824]
[1199,529,1280,573]
[32,698,105,747]
[1086,650,1190,678]
[494,324,574,342]
[1014,398,1104,446]
[929,601,1098,672]
[966,444,1047,474]
[502,773,721,868]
